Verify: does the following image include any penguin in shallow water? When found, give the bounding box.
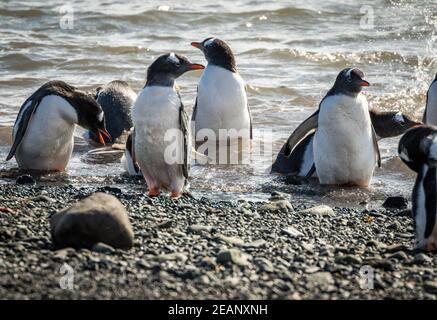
[191,37,252,144]
[132,53,204,198]
[88,80,137,144]
[272,109,420,175]
[423,73,437,125]
[275,68,379,186]
[6,80,110,172]
[398,125,437,251]
[314,68,380,186]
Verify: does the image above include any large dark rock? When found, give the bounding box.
[16,175,35,185]
[50,192,134,249]
[382,196,408,209]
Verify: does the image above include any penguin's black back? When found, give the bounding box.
[93,80,135,142]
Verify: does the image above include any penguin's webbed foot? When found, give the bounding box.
[170,192,181,200]
[148,187,160,197]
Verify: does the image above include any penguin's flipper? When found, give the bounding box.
[271,131,315,175]
[191,87,198,123]
[305,163,316,178]
[6,96,42,161]
[245,86,253,139]
[423,106,427,123]
[125,128,140,174]
[371,124,381,168]
[180,101,190,180]
[283,110,319,157]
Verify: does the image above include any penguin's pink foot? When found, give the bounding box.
[170,192,181,200]
[148,188,160,197]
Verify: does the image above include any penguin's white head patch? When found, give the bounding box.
[97,111,104,122]
[394,112,405,124]
[204,38,215,47]
[167,52,180,64]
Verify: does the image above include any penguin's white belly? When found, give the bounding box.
[132,86,187,192]
[14,95,77,171]
[314,94,376,186]
[195,65,250,141]
[425,81,437,125]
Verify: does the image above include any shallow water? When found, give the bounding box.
[0,0,436,205]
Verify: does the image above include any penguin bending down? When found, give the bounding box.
[191,38,252,148]
[398,125,437,251]
[88,80,137,144]
[423,73,437,125]
[272,109,420,176]
[272,68,380,186]
[132,53,204,199]
[6,80,110,171]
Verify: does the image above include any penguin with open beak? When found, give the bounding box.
[399,125,437,251]
[6,80,110,171]
[190,38,252,147]
[132,53,204,199]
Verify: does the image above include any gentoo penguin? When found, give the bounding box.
[272,110,420,175]
[132,53,204,198]
[88,80,137,144]
[191,38,252,146]
[398,125,437,251]
[6,80,110,171]
[423,73,437,125]
[274,68,379,185]
[121,129,141,176]
[314,68,380,186]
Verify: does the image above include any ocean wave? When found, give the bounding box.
[0,53,55,70]
[0,8,45,18]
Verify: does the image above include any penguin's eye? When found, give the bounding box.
[346,76,352,83]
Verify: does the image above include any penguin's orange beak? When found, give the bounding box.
[188,63,205,70]
[359,79,370,87]
[97,128,111,145]
[191,42,203,49]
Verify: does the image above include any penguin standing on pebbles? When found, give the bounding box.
[6,80,110,171]
[132,53,204,199]
[423,73,437,125]
[398,125,437,251]
[191,37,252,145]
[89,80,137,144]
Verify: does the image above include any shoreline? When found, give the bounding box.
[1,181,436,299]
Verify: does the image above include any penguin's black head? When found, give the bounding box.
[146,53,205,87]
[391,112,421,132]
[43,81,111,145]
[421,132,437,167]
[191,37,237,73]
[398,125,437,172]
[71,91,112,145]
[332,68,370,96]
